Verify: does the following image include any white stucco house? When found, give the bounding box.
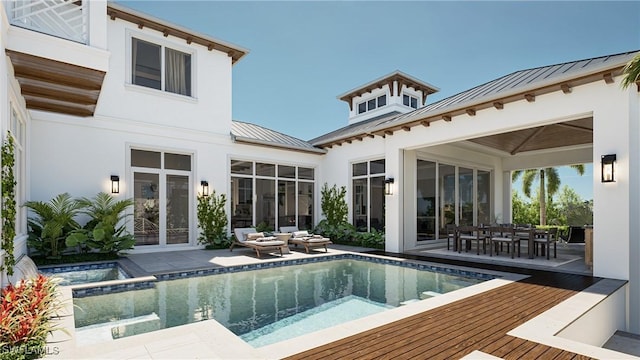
[1,0,640,338]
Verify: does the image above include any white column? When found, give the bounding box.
[403,150,417,250]
[626,87,640,333]
[88,1,108,49]
[384,146,403,253]
[593,89,631,281]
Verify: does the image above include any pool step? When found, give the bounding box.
[420,291,442,299]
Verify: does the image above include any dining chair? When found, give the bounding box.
[534,227,558,259]
[488,226,521,258]
[457,225,486,255]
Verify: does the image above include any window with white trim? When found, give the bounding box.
[357,95,387,114]
[132,37,192,96]
[403,94,419,109]
[230,160,315,231]
[352,159,385,232]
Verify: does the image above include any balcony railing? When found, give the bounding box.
[8,0,88,44]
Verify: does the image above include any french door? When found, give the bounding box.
[132,149,192,247]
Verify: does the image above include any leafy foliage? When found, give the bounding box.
[512,165,584,225]
[512,186,589,227]
[621,52,640,89]
[0,274,64,360]
[254,221,273,234]
[65,193,135,254]
[353,228,385,249]
[315,183,354,242]
[31,252,119,266]
[24,193,82,258]
[320,183,348,226]
[314,219,356,243]
[196,191,229,247]
[556,186,593,225]
[1,133,16,275]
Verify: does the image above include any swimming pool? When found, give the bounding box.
[72,255,492,347]
[39,262,130,286]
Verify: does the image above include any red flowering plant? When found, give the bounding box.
[0,274,63,360]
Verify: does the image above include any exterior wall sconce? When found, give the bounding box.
[110,175,120,194]
[601,154,616,183]
[384,177,394,195]
[200,180,209,196]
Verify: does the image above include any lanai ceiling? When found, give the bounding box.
[466,117,593,155]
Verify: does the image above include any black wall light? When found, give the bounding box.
[110,175,120,194]
[201,180,209,196]
[384,177,394,195]
[601,154,616,183]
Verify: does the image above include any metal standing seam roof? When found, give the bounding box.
[231,121,326,154]
[309,50,640,146]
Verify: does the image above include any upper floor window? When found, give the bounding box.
[403,94,419,109]
[132,38,192,96]
[357,95,387,114]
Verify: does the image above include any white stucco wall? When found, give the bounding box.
[97,18,233,135]
[29,110,322,250]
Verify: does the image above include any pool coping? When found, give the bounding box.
[46,250,526,359]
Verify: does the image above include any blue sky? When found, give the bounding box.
[118,1,639,201]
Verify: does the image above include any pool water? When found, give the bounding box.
[40,263,129,286]
[73,258,486,347]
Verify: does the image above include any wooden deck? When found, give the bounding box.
[286,252,599,360]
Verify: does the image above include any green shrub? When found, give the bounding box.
[196,191,229,247]
[314,219,356,244]
[65,192,135,254]
[25,193,83,259]
[354,228,385,249]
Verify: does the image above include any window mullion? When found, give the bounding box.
[160,45,166,92]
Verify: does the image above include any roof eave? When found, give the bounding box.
[231,135,327,155]
[107,2,249,64]
[316,56,633,148]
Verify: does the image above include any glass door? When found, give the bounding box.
[439,164,456,236]
[166,175,189,244]
[134,172,160,246]
[417,160,436,240]
[131,149,192,247]
[459,167,474,225]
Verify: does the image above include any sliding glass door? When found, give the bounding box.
[417,159,491,241]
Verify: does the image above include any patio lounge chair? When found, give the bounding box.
[230,227,286,258]
[279,226,332,253]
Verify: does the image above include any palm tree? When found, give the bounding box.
[511,165,585,225]
[621,52,640,90]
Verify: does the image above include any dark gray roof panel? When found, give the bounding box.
[231,121,326,154]
[311,50,639,146]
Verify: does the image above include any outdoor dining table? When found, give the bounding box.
[514,227,549,259]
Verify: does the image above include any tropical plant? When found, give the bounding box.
[0,274,64,360]
[511,165,584,225]
[25,193,83,258]
[314,220,356,243]
[557,186,593,225]
[320,183,348,226]
[254,221,273,234]
[196,191,229,248]
[65,192,135,254]
[354,228,385,249]
[314,183,353,242]
[1,132,16,275]
[621,52,640,90]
